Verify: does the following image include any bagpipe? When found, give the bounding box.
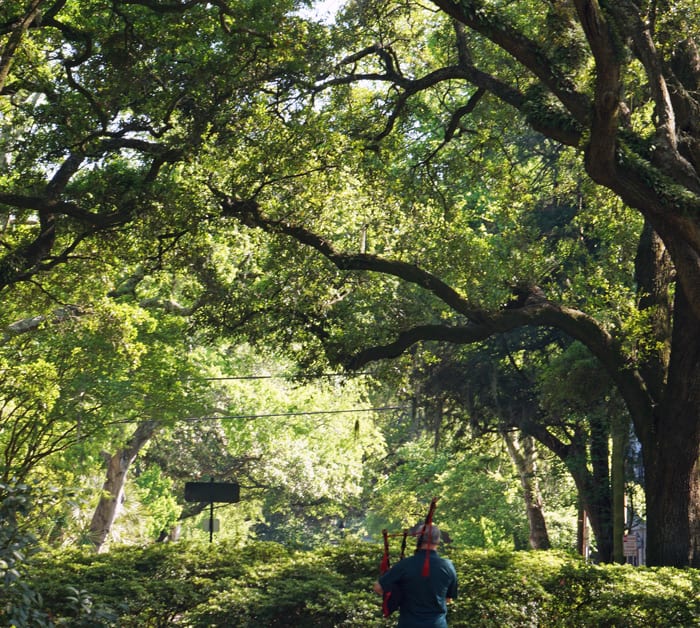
[379,497,438,617]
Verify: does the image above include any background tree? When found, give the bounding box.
[206,0,700,566]
[409,333,618,560]
[4,0,699,569]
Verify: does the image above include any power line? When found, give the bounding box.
[181,405,408,422]
[109,404,410,425]
[202,372,372,381]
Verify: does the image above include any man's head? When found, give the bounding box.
[413,522,441,546]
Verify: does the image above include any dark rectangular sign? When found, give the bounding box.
[184,481,240,503]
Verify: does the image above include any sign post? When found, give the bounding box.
[184,479,240,542]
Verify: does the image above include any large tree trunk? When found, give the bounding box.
[502,430,550,550]
[629,221,700,566]
[643,288,700,567]
[88,420,160,552]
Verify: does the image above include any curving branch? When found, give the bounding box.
[609,3,700,192]
[220,196,655,440]
[569,0,622,183]
[350,298,654,444]
[420,86,485,163]
[0,0,44,93]
[431,0,591,124]
[0,132,186,288]
[373,65,475,141]
[220,196,487,322]
[319,13,583,149]
[2,305,83,343]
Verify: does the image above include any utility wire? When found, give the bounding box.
[181,405,408,422]
[202,372,372,381]
[109,404,410,425]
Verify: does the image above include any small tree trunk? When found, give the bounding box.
[562,429,613,563]
[577,505,588,557]
[517,416,613,560]
[611,411,629,563]
[88,420,159,552]
[588,411,613,562]
[502,430,551,550]
[572,467,613,563]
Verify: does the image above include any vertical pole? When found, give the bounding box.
[209,476,215,543]
[209,501,214,543]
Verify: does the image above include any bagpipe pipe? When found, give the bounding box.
[379,497,438,617]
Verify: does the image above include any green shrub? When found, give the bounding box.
[0,481,51,627]
[26,539,700,627]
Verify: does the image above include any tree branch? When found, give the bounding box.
[606,1,700,193]
[0,0,44,93]
[431,0,591,123]
[349,298,654,439]
[220,197,488,322]
[221,197,655,431]
[570,0,621,178]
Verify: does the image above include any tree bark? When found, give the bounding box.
[588,411,613,562]
[517,413,613,562]
[88,420,160,552]
[643,287,700,567]
[577,504,588,558]
[502,430,550,550]
[567,442,613,563]
[0,0,44,93]
[611,411,630,563]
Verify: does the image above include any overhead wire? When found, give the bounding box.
[179,405,408,422]
[202,372,372,381]
[106,371,407,425]
[108,404,411,425]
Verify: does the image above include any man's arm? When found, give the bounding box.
[373,581,384,595]
[447,575,458,601]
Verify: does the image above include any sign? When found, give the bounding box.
[623,534,638,556]
[184,481,240,504]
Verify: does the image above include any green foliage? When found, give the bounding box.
[1,0,697,573]
[0,481,50,627]
[26,540,700,627]
[363,437,530,550]
[537,341,612,414]
[132,466,180,540]
[141,342,388,547]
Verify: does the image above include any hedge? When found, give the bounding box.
[16,540,700,627]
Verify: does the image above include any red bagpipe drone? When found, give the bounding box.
[379,497,438,617]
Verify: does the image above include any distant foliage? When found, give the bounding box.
[26,540,700,627]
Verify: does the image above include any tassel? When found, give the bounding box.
[422,544,431,577]
[416,498,438,577]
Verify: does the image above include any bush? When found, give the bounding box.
[26,540,700,627]
[0,481,51,627]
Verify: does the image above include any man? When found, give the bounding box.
[373,523,458,628]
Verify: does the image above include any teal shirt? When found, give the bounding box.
[378,550,458,628]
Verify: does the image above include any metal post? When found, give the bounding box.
[209,500,214,543]
[209,477,214,543]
